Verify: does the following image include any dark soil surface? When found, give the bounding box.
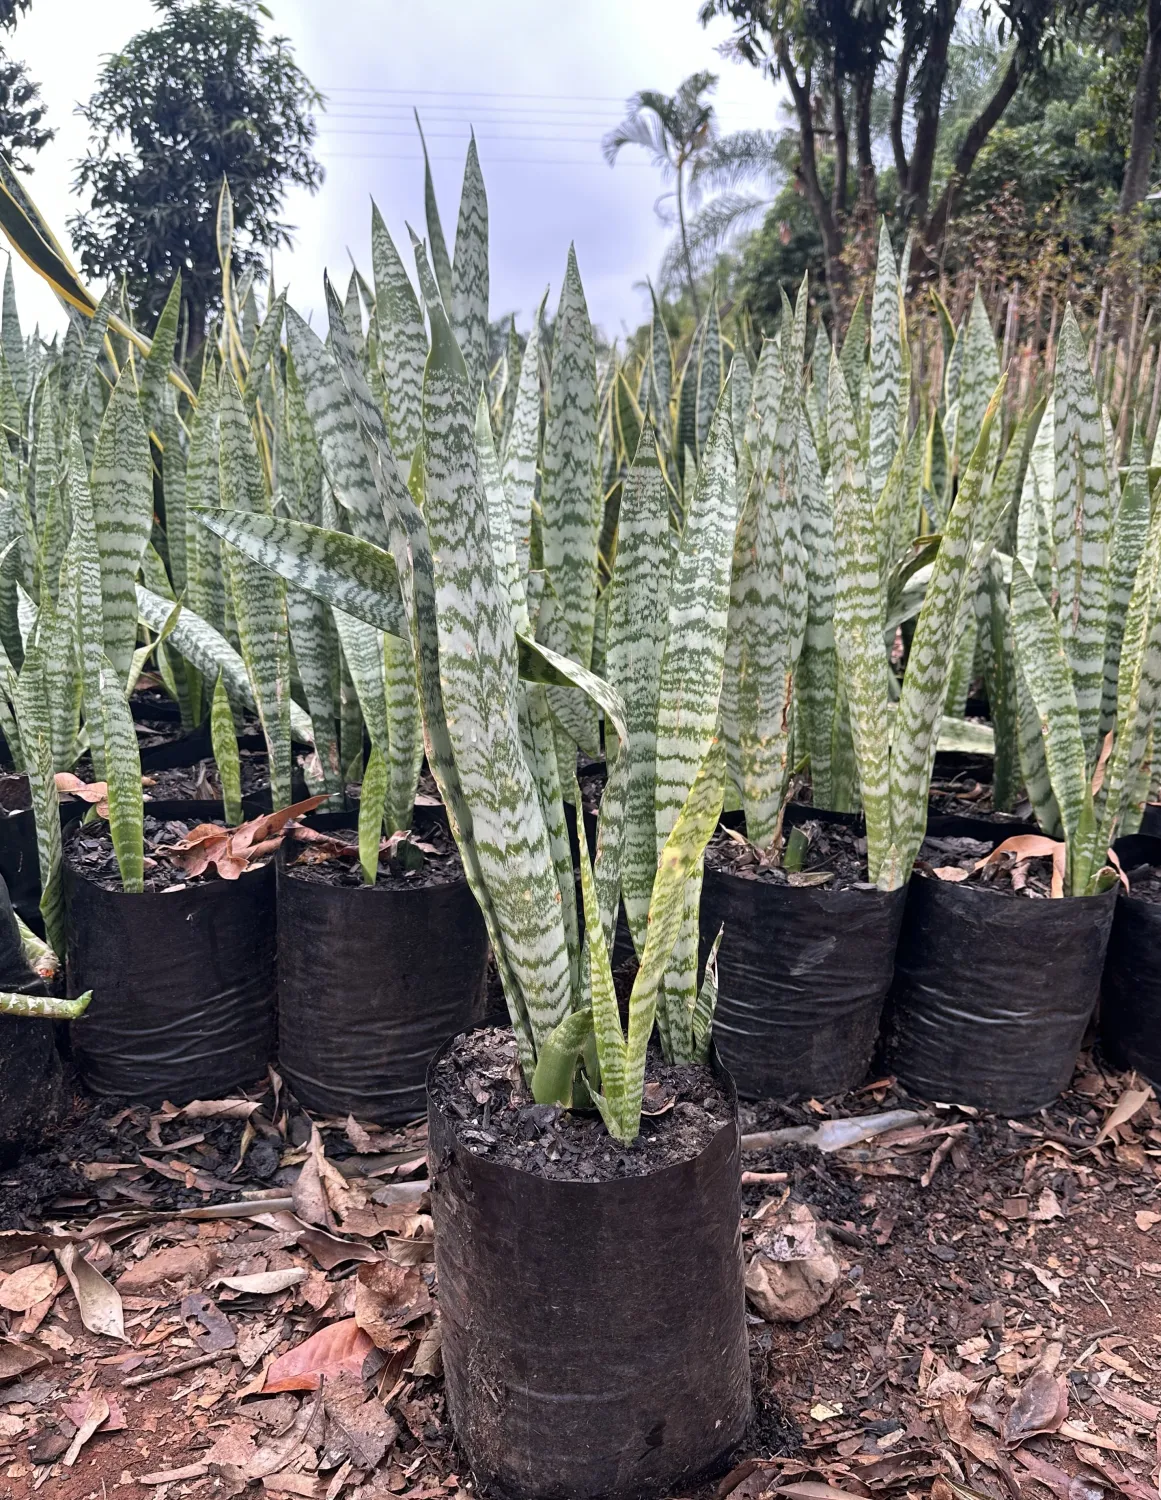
[283,820,465,891]
[578,763,606,817]
[428,1025,731,1180]
[1118,859,1161,906]
[707,818,871,892]
[65,815,245,895]
[0,772,30,815]
[143,751,271,802]
[917,832,1063,897]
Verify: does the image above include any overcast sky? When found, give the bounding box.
[6,0,784,343]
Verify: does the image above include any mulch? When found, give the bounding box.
[0,1052,1157,1500]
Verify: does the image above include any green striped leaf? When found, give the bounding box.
[90,364,154,681]
[868,221,903,501]
[243,290,286,416]
[450,133,489,397]
[1053,306,1113,770]
[476,390,525,632]
[839,292,867,412]
[195,510,407,640]
[283,307,392,552]
[99,652,144,893]
[1010,559,1091,880]
[371,203,426,464]
[13,645,63,951]
[955,288,1000,469]
[1101,424,1150,736]
[185,358,225,634]
[654,379,738,1054]
[518,682,580,1006]
[501,290,545,586]
[696,296,722,461]
[140,275,181,435]
[423,295,572,1055]
[980,555,1021,811]
[0,990,92,1019]
[211,670,243,825]
[828,352,892,878]
[416,113,454,308]
[383,631,421,833]
[605,423,670,952]
[647,284,673,446]
[68,431,108,782]
[359,741,388,881]
[1,259,25,411]
[218,367,293,809]
[796,409,838,807]
[542,247,599,667]
[889,379,1005,884]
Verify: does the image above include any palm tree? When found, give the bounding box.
[603,72,720,317]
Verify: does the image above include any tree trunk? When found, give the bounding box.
[676,161,701,320]
[832,61,849,228]
[902,2,959,228]
[918,53,1021,279]
[1120,0,1161,216]
[854,69,877,232]
[778,42,848,317]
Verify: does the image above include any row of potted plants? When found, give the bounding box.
[0,132,1158,1498]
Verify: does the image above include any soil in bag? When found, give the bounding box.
[0,872,61,1164]
[427,1026,750,1500]
[881,836,1117,1114]
[1099,833,1161,1085]
[0,773,41,931]
[700,813,907,1102]
[66,804,277,1103]
[276,811,488,1122]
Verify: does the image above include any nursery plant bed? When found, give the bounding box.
[64,804,279,1102]
[701,813,906,1102]
[427,1025,751,1500]
[0,771,40,930]
[880,834,1117,1114]
[275,811,488,1122]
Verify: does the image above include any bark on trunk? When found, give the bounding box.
[1120,0,1161,216]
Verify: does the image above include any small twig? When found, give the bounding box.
[122,1350,231,1388]
[741,1170,789,1185]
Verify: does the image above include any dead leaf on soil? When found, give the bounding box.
[0,1338,49,1383]
[179,1099,264,1121]
[262,1318,374,1394]
[181,1292,236,1352]
[941,1392,1021,1497]
[1095,1084,1152,1145]
[322,1370,399,1469]
[55,1243,126,1341]
[0,1260,58,1312]
[745,1201,842,1323]
[296,1228,380,1271]
[354,1262,432,1349]
[1134,1210,1161,1232]
[1002,1368,1068,1445]
[212,1268,308,1295]
[62,1392,109,1467]
[159,795,326,879]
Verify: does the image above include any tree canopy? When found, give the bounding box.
[0,0,52,173]
[68,0,323,350]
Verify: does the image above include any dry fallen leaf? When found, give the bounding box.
[354,1262,432,1349]
[62,1392,110,1467]
[1095,1085,1152,1146]
[212,1268,308,1295]
[322,1371,399,1469]
[1134,1210,1161,1232]
[296,1228,380,1272]
[1003,1368,1069,1446]
[262,1318,374,1394]
[0,1261,58,1313]
[56,1244,126,1341]
[179,1099,264,1121]
[160,796,326,879]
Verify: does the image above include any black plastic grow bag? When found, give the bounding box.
[276,810,488,1121]
[0,873,60,1163]
[701,807,907,1101]
[427,1035,750,1500]
[0,778,41,932]
[66,801,277,1104]
[1100,833,1161,1085]
[881,873,1117,1114]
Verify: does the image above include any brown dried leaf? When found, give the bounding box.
[941,1392,1020,1497]
[1095,1086,1153,1145]
[322,1370,399,1469]
[0,1261,58,1312]
[262,1318,374,1394]
[180,1292,236,1352]
[1002,1368,1068,1446]
[56,1244,126,1341]
[296,1228,380,1272]
[0,1339,49,1383]
[62,1392,109,1467]
[354,1261,433,1349]
[212,1268,308,1295]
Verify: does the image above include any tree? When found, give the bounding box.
[0,0,52,172]
[69,0,322,351]
[699,0,1069,312]
[603,72,720,315]
[1113,0,1161,216]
